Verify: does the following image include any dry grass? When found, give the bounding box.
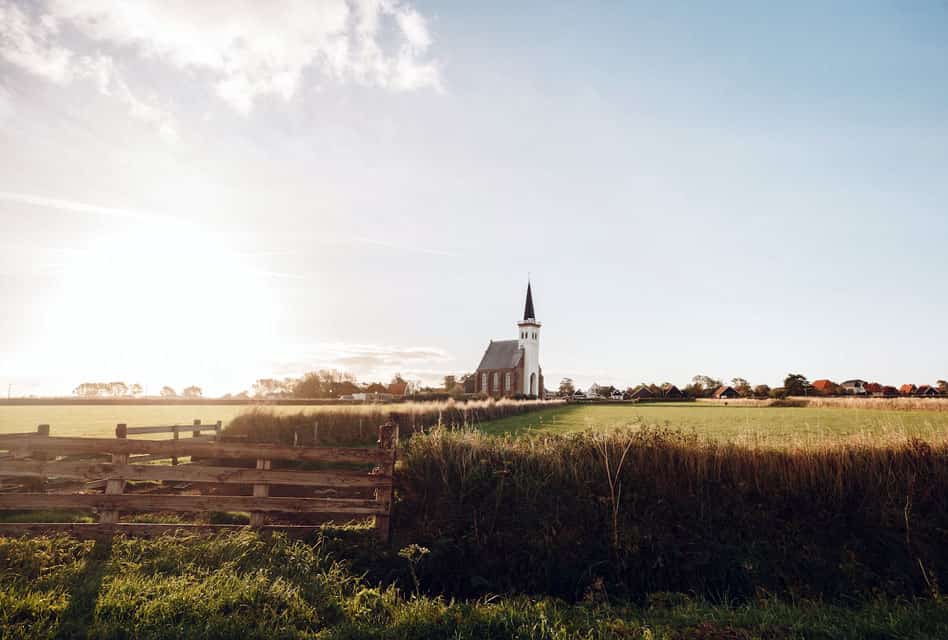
[794,396,948,412]
[395,426,948,600]
[224,398,563,445]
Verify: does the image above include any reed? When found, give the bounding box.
[394,427,948,601]
[223,398,562,445]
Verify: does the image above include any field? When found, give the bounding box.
[7,400,948,446]
[480,401,948,445]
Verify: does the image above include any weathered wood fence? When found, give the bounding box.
[0,421,397,541]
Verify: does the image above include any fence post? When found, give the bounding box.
[101,423,127,525]
[171,425,179,466]
[214,420,222,441]
[374,421,397,543]
[192,419,201,439]
[250,458,271,528]
[35,424,50,461]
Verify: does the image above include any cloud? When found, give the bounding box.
[273,342,451,382]
[39,0,442,115]
[0,2,177,139]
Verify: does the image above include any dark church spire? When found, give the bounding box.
[523,281,536,321]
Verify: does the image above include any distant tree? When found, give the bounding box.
[731,378,752,398]
[769,387,787,399]
[588,383,602,398]
[938,380,948,394]
[73,383,102,397]
[783,373,810,397]
[129,383,143,397]
[690,375,723,398]
[292,372,323,398]
[160,386,176,398]
[391,373,407,385]
[182,386,202,398]
[752,384,771,398]
[252,378,286,398]
[108,381,128,397]
[235,390,250,399]
[558,378,575,397]
[443,375,456,391]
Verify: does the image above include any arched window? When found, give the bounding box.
[504,372,511,391]
[481,373,488,392]
[493,372,500,390]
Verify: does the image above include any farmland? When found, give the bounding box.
[6,400,948,446]
[480,401,948,445]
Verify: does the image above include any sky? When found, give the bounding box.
[1,1,947,396]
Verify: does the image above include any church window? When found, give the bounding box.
[493,372,499,390]
[504,372,511,391]
[481,373,487,392]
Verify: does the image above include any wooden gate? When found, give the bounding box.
[0,421,397,541]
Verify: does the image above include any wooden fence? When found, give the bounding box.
[0,421,397,541]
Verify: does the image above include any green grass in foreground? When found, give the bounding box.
[479,402,948,444]
[1,530,947,640]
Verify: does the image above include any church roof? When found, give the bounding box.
[476,340,523,371]
[523,282,535,320]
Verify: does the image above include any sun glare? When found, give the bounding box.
[38,221,281,392]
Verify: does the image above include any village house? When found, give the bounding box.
[840,379,869,395]
[899,384,918,396]
[811,379,836,394]
[474,283,544,398]
[712,385,740,399]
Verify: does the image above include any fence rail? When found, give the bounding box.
[0,421,397,541]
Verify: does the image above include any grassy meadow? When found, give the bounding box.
[7,399,948,447]
[479,401,948,445]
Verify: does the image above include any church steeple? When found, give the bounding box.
[523,281,536,321]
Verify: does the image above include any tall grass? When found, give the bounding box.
[797,396,948,412]
[394,427,948,601]
[224,399,562,445]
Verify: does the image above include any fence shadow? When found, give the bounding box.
[53,536,113,639]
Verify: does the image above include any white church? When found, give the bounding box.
[473,283,544,399]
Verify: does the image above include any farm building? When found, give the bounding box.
[629,385,653,400]
[811,379,836,394]
[840,379,869,395]
[662,384,685,399]
[474,283,544,398]
[712,385,740,399]
[917,385,940,397]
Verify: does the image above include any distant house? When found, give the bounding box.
[899,384,917,396]
[662,384,685,399]
[388,380,411,397]
[610,389,624,400]
[840,379,869,395]
[865,382,884,395]
[365,383,388,394]
[917,385,940,397]
[712,385,740,400]
[629,385,654,400]
[811,379,836,395]
[881,386,899,397]
[330,381,361,397]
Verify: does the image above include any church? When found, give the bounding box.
[474,283,544,399]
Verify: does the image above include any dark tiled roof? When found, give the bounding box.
[523,282,535,320]
[477,340,523,370]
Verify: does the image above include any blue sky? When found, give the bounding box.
[1,1,947,395]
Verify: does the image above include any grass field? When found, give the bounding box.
[0,404,413,438]
[6,401,948,445]
[479,402,948,445]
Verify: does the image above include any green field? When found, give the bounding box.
[4,401,948,445]
[0,405,358,438]
[479,402,948,444]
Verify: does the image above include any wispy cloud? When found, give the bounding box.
[0,2,177,140]
[273,342,452,383]
[0,190,171,222]
[2,0,442,121]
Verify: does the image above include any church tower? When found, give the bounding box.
[517,282,542,397]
